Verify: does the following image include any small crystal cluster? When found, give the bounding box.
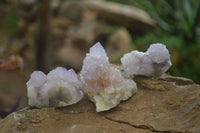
[27,42,172,112]
[27,67,83,108]
[121,43,171,77]
[80,42,137,112]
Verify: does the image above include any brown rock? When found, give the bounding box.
[55,13,102,70]
[106,28,132,63]
[86,0,155,30]
[0,75,200,133]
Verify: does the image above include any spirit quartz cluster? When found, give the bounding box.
[121,43,172,77]
[27,67,83,108]
[80,42,137,112]
[27,42,171,112]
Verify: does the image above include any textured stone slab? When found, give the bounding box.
[0,75,199,133]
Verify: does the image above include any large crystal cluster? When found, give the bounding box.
[121,43,171,77]
[27,67,83,108]
[80,42,137,112]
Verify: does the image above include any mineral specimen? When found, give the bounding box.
[121,43,172,77]
[80,42,137,112]
[27,67,83,108]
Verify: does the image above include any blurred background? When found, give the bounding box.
[0,0,199,118]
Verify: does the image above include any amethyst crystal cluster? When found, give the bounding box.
[27,42,171,112]
[80,43,137,112]
[27,67,83,108]
[121,43,171,77]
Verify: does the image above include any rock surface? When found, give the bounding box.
[0,74,200,133]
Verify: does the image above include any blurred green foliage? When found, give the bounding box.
[0,12,19,34]
[107,0,200,83]
[103,25,120,34]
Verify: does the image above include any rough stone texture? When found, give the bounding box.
[0,74,200,133]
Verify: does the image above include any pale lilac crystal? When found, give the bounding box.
[121,43,172,77]
[89,42,108,57]
[27,71,49,107]
[80,42,137,112]
[27,71,46,88]
[65,69,81,86]
[47,67,68,81]
[27,67,83,108]
[81,42,110,93]
[148,43,170,63]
